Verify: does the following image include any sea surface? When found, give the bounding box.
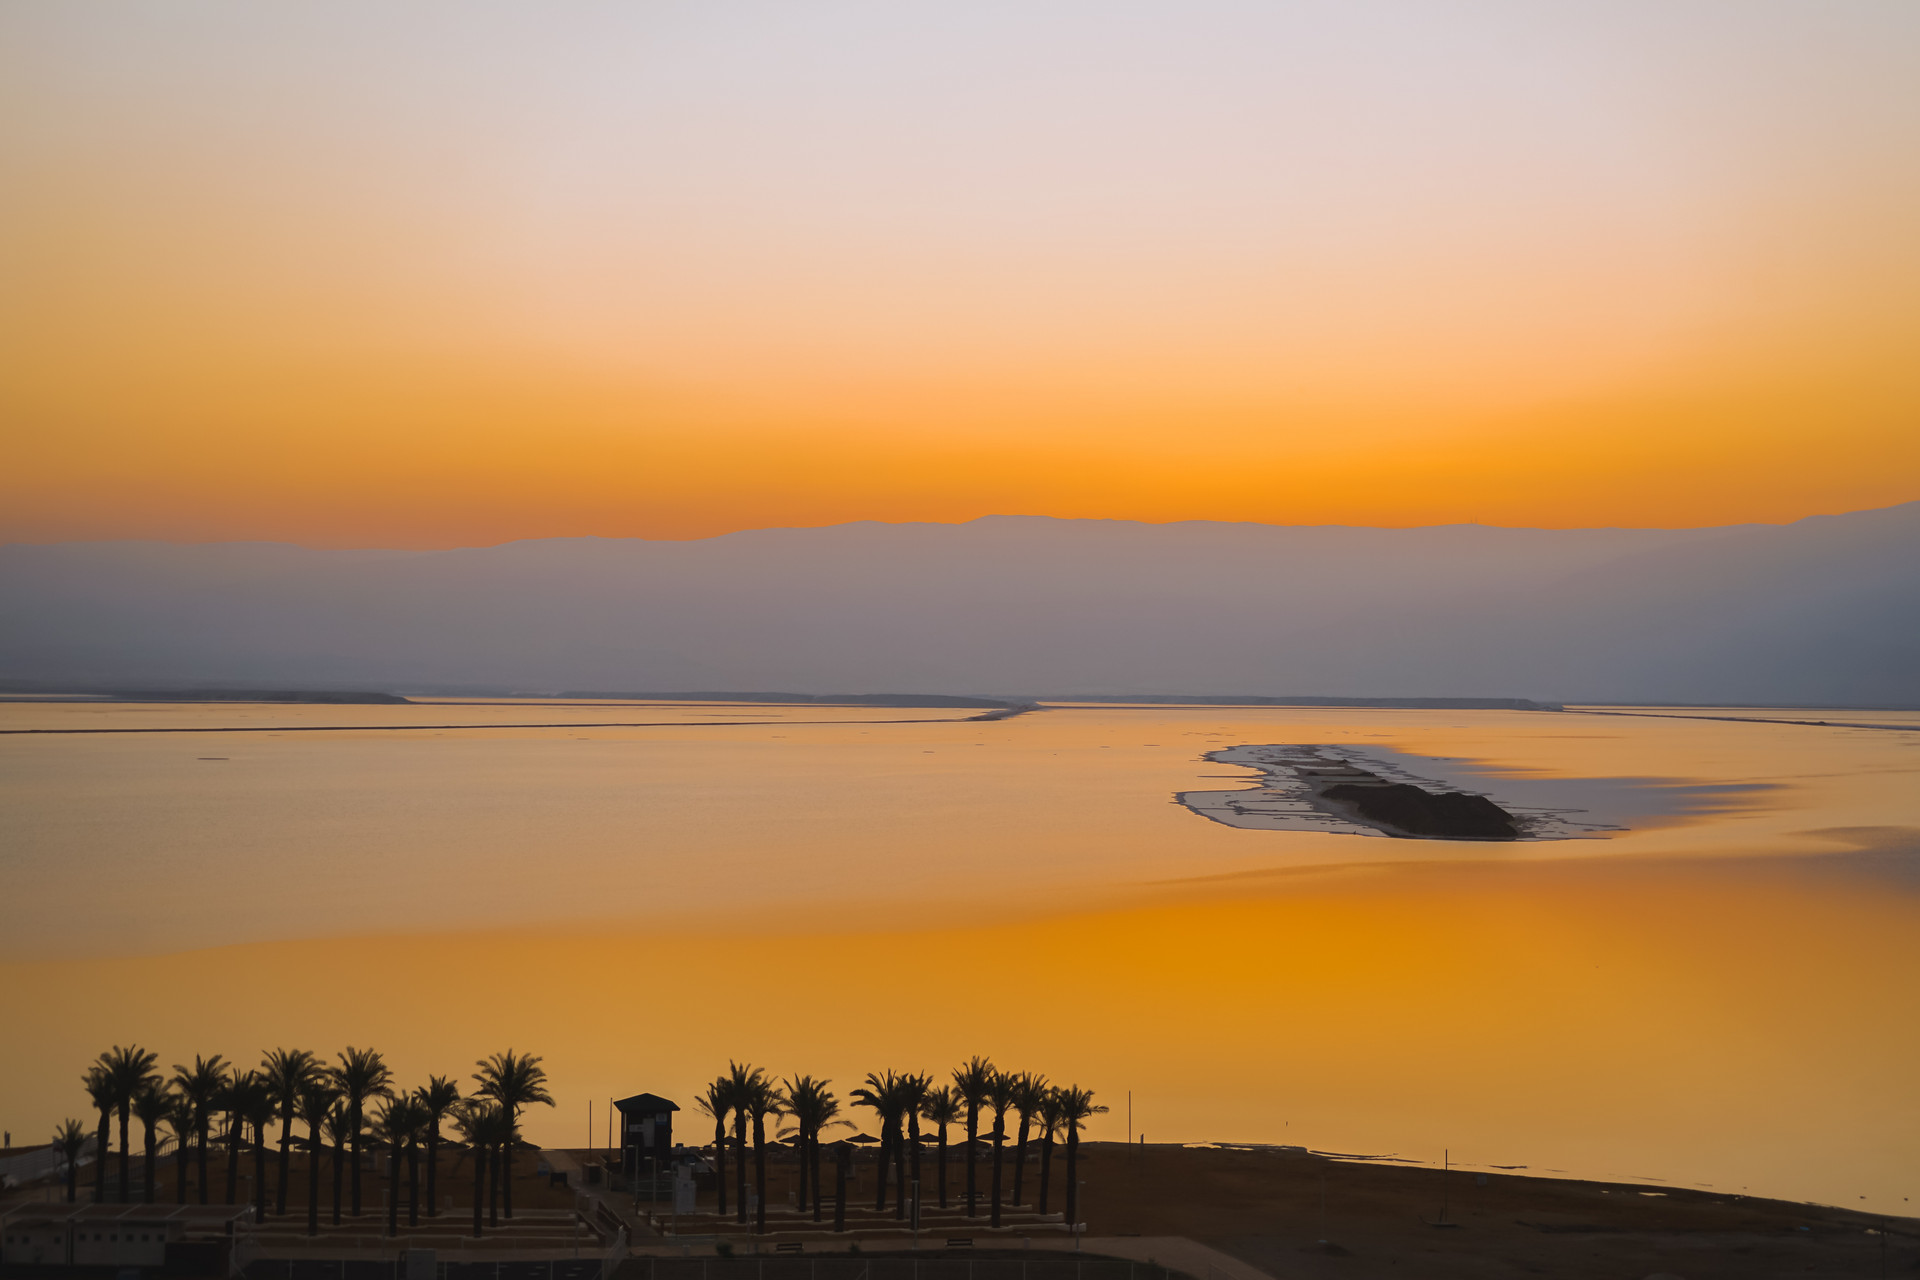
[3,699,1916,1211]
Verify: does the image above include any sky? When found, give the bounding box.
[3,0,1917,547]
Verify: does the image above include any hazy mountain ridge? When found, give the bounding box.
[2,506,1915,704]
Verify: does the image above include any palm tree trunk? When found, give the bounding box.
[712,1115,728,1218]
[93,1111,109,1204]
[732,1114,748,1224]
[349,1104,364,1216]
[487,1142,501,1228]
[501,1119,516,1220]
[872,1122,889,1213]
[471,1143,486,1237]
[175,1138,189,1204]
[1063,1123,1080,1228]
[224,1112,241,1205]
[197,1123,211,1204]
[936,1124,949,1209]
[893,1119,908,1221]
[795,1125,809,1215]
[117,1104,132,1203]
[752,1113,768,1235]
[276,1111,294,1217]
[1013,1115,1031,1205]
[964,1104,978,1217]
[386,1141,400,1237]
[426,1131,440,1218]
[407,1135,420,1227]
[67,1154,79,1204]
[253,1121,269,1221]
[832,1144,848,1232]
[1037,1132,1053,1216]
[907,1112,923,1214]
[810,1136,823,1223]
[990,1124,1005,1227]
[142,1124,157,1204]
[307,1120,322,1236]
[332,1139,344,1226]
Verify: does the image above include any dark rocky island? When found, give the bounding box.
[1322,780,1520,839]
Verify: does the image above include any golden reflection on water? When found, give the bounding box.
[2,703,1917,1211]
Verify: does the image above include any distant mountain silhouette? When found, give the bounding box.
[2,504,1915,705]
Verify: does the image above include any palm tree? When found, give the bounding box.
[780,1076,845,1222]
[1034,1089,1063,1216]
[900,1073,931,1219]
[694,1078,733,1219]
[131,1083,173,1205]
[219,1070,253,1205]
[83,1068,113,1204]
[296,1078,341,1237]
[722,1062,763,1225]
[986,1071,1017,1227]
[849,1072,890,1214]
[744,1075,785,1234]
[472,1051,554,1222]
[919,1086,961,1210]
[323,1102,356,1227]
[261,1048,319,1218]
[241,1078,277,1221]
[97,1045,161,1202]
[54,1119,89,1204]
[374,1095,422,1238]
[453,1100,510,1234]
[415,1076,461,1218]
[164,1093,196,1205]
[1010,1073,1049,1207]
[1058,1086,1106,1231]
[951,1057,995,1218]
[333,1047,392,1218]
[170,1055,228,1205]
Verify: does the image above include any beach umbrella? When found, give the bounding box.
[843,1133,881,1145]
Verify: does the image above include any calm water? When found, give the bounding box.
[3,700,1916,1211]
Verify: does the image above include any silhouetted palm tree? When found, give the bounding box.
[374,1096,411,1237]
[695,1078,733,1219]
[1010,1073,1048,1207]
[951,1057,995,1218]
[852,1071,907,1215]
[472,1050,553,1221]
[1058,1086,1106,1230]
[900,1073,931,1218]
[262,1048,319,1218]
[170,1055,228,1205]
[722,1062,763,1224]
[219,1070,252,1205]
[83,1068,113,1204]
[780,1075,842,1219]
[451,1101,490,1237]
[986,1071,1016,1226]
[241,1078,277,1221]
[132,1083,172,1205]
[54,1118,88,1204]
[164,1094,195,1205]
[1034,1089,1063,1216]
[333,1047,392,1218]
[296,1078,341,1237]
[415,1076,461,1219]
[745,1075,785,1234]
[323,1102,356,1227]
[919,1086,961,1210]
[97,1045,160,1202]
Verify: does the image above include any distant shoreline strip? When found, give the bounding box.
[0,715,991,735]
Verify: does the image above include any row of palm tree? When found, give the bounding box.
[695,1058,1104,1236]
[54,1045,553,1240]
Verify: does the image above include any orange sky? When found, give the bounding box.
[3,2,1917,547]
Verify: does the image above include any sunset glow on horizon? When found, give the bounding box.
[5,1,1918,548]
